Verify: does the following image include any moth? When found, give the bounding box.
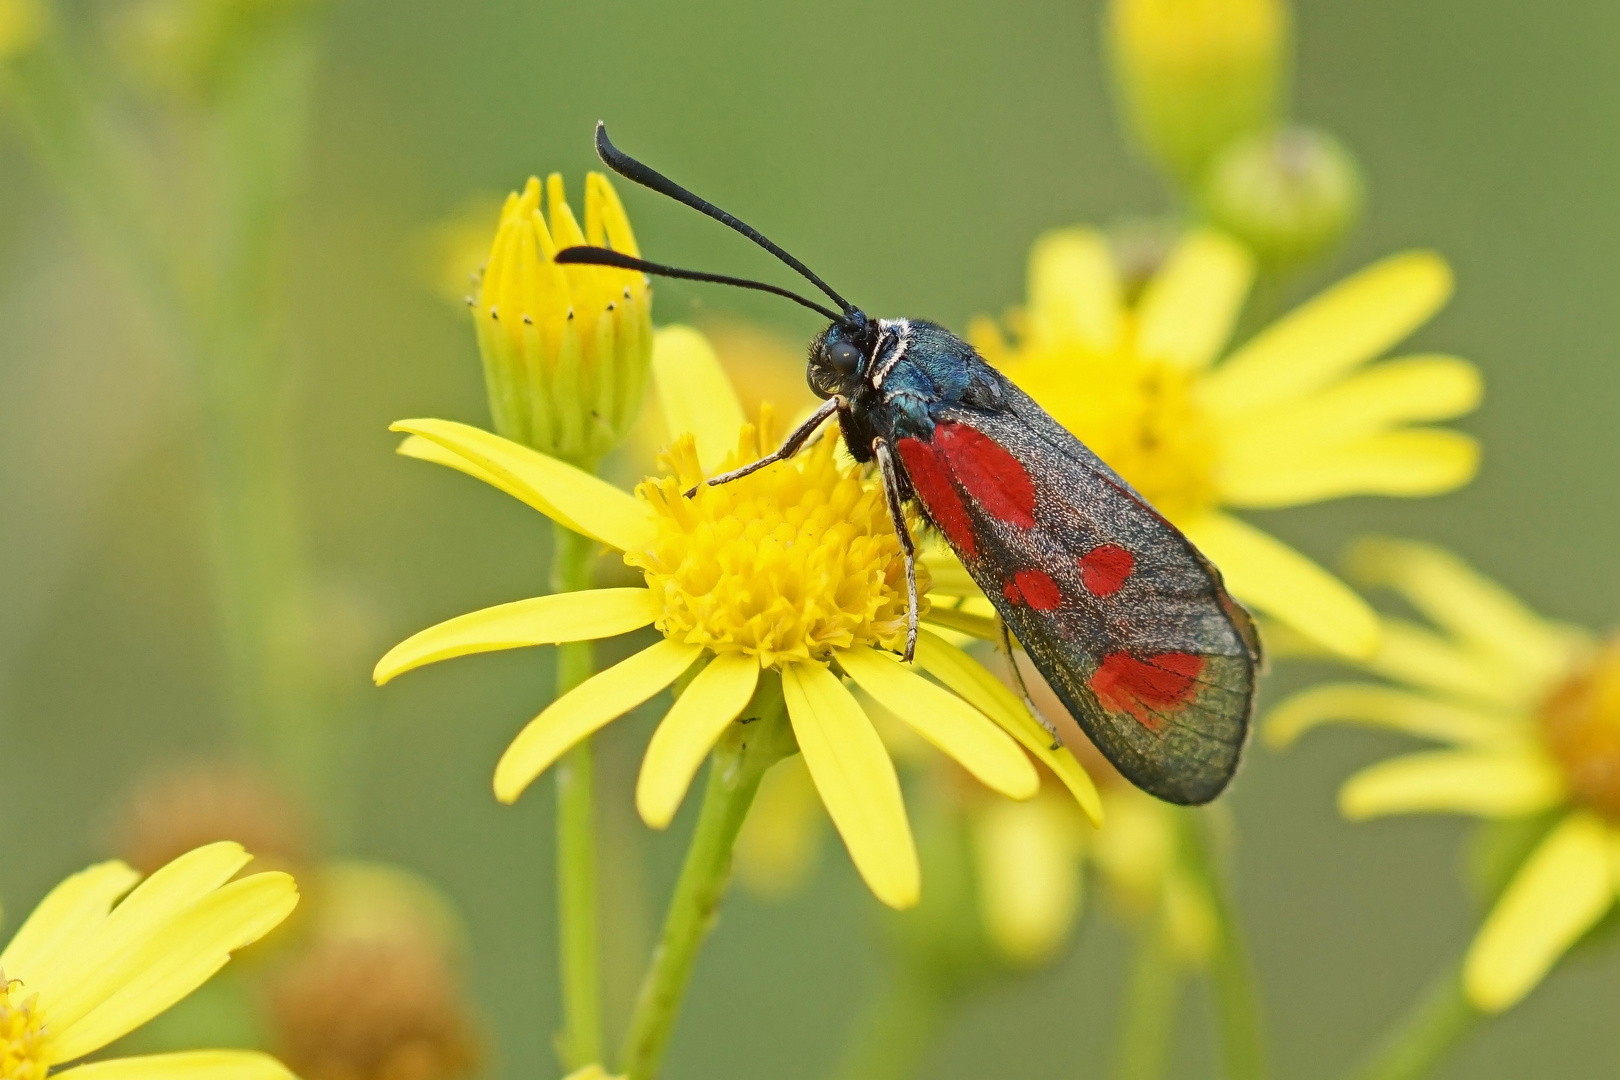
[558,124,1259,805]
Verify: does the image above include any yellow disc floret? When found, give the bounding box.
[627,411,928,669]
[0,976,45,1080]
[1540,636,1620,821]
[974,318,1219,521]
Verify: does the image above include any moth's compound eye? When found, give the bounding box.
[827,340,862,375]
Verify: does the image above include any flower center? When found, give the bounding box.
[994,336,1219,521]
[1539,637,1620,820]
[0,976,47,1080]
[626,412,926,669]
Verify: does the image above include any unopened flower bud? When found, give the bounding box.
[472,173,652,467]
[1201,126,1362,268]
[1106,0,1288,185]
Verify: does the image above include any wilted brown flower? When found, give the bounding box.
[106,760,309,875]
[269,938,482,1080]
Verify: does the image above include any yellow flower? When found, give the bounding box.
[0,0,45,60]
[375,326,1102,910]
[472,173,652,466]
[1267,537,1611,1012]
[0,842,298,1080]
[969,228,1480,658]
[1107,0,1287,184]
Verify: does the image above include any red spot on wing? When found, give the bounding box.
[896,436,976,556]
[1003,580,1023,605]
[1088,652,1206,732]
[935,422,1036,528]
[1013,568,1063,610]
[1079,544,1135,597]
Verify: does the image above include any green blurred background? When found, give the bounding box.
[2,0,1617,1077]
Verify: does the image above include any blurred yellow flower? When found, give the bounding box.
[1107,0,1287,183]
[472,173,652,466]
[0,842,298,1080]
[970,228,1480,658]
[375,326,1101,910]
[1267,538,1613,1012]
[0,0,44,59]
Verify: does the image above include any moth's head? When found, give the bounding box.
[807,311,875,399]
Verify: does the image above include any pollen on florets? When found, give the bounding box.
[0,975,46,1080]
[626,408,929,669]
[1539,635,1620,820]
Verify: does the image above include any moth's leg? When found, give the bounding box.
[685,396,840,498]
[872,436,918,663]
[998,618,1061,748]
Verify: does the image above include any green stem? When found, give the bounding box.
[1178,808,1269,1080]
[619,690,795,1080]
[550,523,601,1072]
[1347,959,1477,1080]
[828,973,946,1080]
[1113,920,1187,1080]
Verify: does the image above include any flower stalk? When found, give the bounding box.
[1347,958,1477,1080]
[1113,918,1187,1080]
[620,681,797,1080]
[552,522,603,1071]
[1176,808,1269,1080]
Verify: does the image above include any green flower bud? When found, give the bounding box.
[1106,0,1289,186]
[471,173,653,467]
[1201,126,1363,269]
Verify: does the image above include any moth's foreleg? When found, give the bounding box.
[685,396,841,498]
[998,618,1060,749]
[873,436,918,663]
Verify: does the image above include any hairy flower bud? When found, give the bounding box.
[472,173,652,467]
[1201,126,1362,268]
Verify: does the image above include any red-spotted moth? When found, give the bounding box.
[558,124,1259,804]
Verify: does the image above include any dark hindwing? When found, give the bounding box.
[894,377,1258,805]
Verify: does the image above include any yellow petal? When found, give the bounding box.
[911,630,1102,826]
[391,418,654,551]
[374,589,658,685]
[1366,618,1531,710]
[1219,429,1480,507]
[494,639,702,804]
[1264,683,1524,749]
[971,796,1083,965]
[1346,538,1587,700]
[1134,230,1254,371]
[45,872,298,1063]
[1338,749,1566,821]
[1464,813,1616,1012]
[1026,228,1123,352]
[1199,251,1453,415]
[397,434,587,537]
[0,861,139,980]
[837,646,1038,801]
[652,326,747,475]
[780,662,919,910]
[636,653,760,829]
[54,1051,297,1080]
[1222,355,1481,457]
[918,604,1000,642]
[35,844,252,1021]
[918,547,981,598]
[1181,511,1379,659]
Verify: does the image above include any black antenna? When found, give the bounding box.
[591,121,857,316]
[554,246,845,322]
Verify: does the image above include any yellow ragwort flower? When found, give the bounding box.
[472,173,651,466]
[0,842,298,1080]
[968,228,1480,659]
[1267,538,1613,1012]
[1107,0,1288,184]
[375,326,1102,909]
